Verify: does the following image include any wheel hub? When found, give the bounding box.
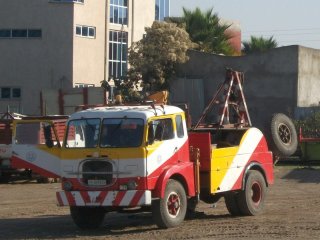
[167,192,181,217]
[278,123,292,145]
[251,181,262,205]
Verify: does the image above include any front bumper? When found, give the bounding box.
[56,190,152,207]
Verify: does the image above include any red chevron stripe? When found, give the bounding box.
[56,192,64,206]
[66,191,76,206]
[113,191,126,206]
[129,191,144,206]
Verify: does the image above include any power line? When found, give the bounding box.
[243,27,320,33]
[242,32,320,37]
[277,39,320,43]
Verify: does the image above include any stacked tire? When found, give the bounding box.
[267,113,298,162]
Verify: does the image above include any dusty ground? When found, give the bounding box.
[1,165,320,240]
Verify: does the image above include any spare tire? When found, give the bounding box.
[268,113,298,158]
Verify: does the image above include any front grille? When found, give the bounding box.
[81,160,113,186]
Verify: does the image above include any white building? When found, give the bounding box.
[0,0,168,115]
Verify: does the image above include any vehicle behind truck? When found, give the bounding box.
[1,115,67,182]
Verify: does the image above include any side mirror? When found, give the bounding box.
[43,124,54,148]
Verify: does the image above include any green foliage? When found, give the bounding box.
[242,36,278,54]
[100,78,142,103]
[128,21,194,92]
[295,111,320,138]
[168,7,234,55]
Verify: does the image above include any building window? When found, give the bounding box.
[155,0,170,21]
[0,29,42,39]
[0,87,21,99]
[75,83,95,88]
[49,0,84,3]
[110,0,128,25]
[108,30,128,79]
[12,88,21,98]
[75,25,96,38]
[28,29,42,38]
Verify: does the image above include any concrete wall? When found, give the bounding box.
[174,46,304,129]
[297,46,320,107]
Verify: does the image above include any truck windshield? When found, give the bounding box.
[65,119,100,148]
[100,118,144,148]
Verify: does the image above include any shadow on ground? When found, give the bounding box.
[0,211,233,239]
[280,167,320,183]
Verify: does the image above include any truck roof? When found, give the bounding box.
[68,105,184,121]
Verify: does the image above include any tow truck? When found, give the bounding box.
[12,69,274,229]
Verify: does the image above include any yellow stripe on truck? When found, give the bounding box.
[210,146,239,193]
[209,128,264,194]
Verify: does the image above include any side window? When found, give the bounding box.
[149,118,174,142]
[176,115,184,138]
[15,122,58,147]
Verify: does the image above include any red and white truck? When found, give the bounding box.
[12,69,274,229]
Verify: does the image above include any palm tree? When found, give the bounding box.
[168,7,234,55]
[242,36,278,54]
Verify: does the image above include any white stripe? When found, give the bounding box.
[59,192,69,206]
[102,191,116,205]
[12,145,61,176]
[147,136,188,175]
[119,191,136,206]
[87,191,101,206]
[72,191,85,206]
[218,128,263,192]
[138,191,152,205]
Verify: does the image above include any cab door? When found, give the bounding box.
[12,120,63,178]
[146,116,179,188]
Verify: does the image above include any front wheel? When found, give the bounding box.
[152,179,187,228]
[237,170,267,216]
[70,206,105,229]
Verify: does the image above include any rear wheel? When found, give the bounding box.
[70,206,105,229]
[152,179,187,228]
[224,193,241,216]
[237,170,267,216]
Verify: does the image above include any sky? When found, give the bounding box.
[170,0,320,49]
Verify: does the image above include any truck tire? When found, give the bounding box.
[224,193,241,216]
[152,179,187,228]
[269,113,298,158]
[0,172,10,183]
[237,170,266,216]
[70,206,105,229]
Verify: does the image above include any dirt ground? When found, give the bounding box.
[1,165,320,240]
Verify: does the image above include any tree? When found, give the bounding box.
[168,7,234,55]
[128,21,195,92]
[242,36,278,54]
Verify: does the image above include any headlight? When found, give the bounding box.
[127,180,138,190]
[63,180,73,191]
[119,180,138,191]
